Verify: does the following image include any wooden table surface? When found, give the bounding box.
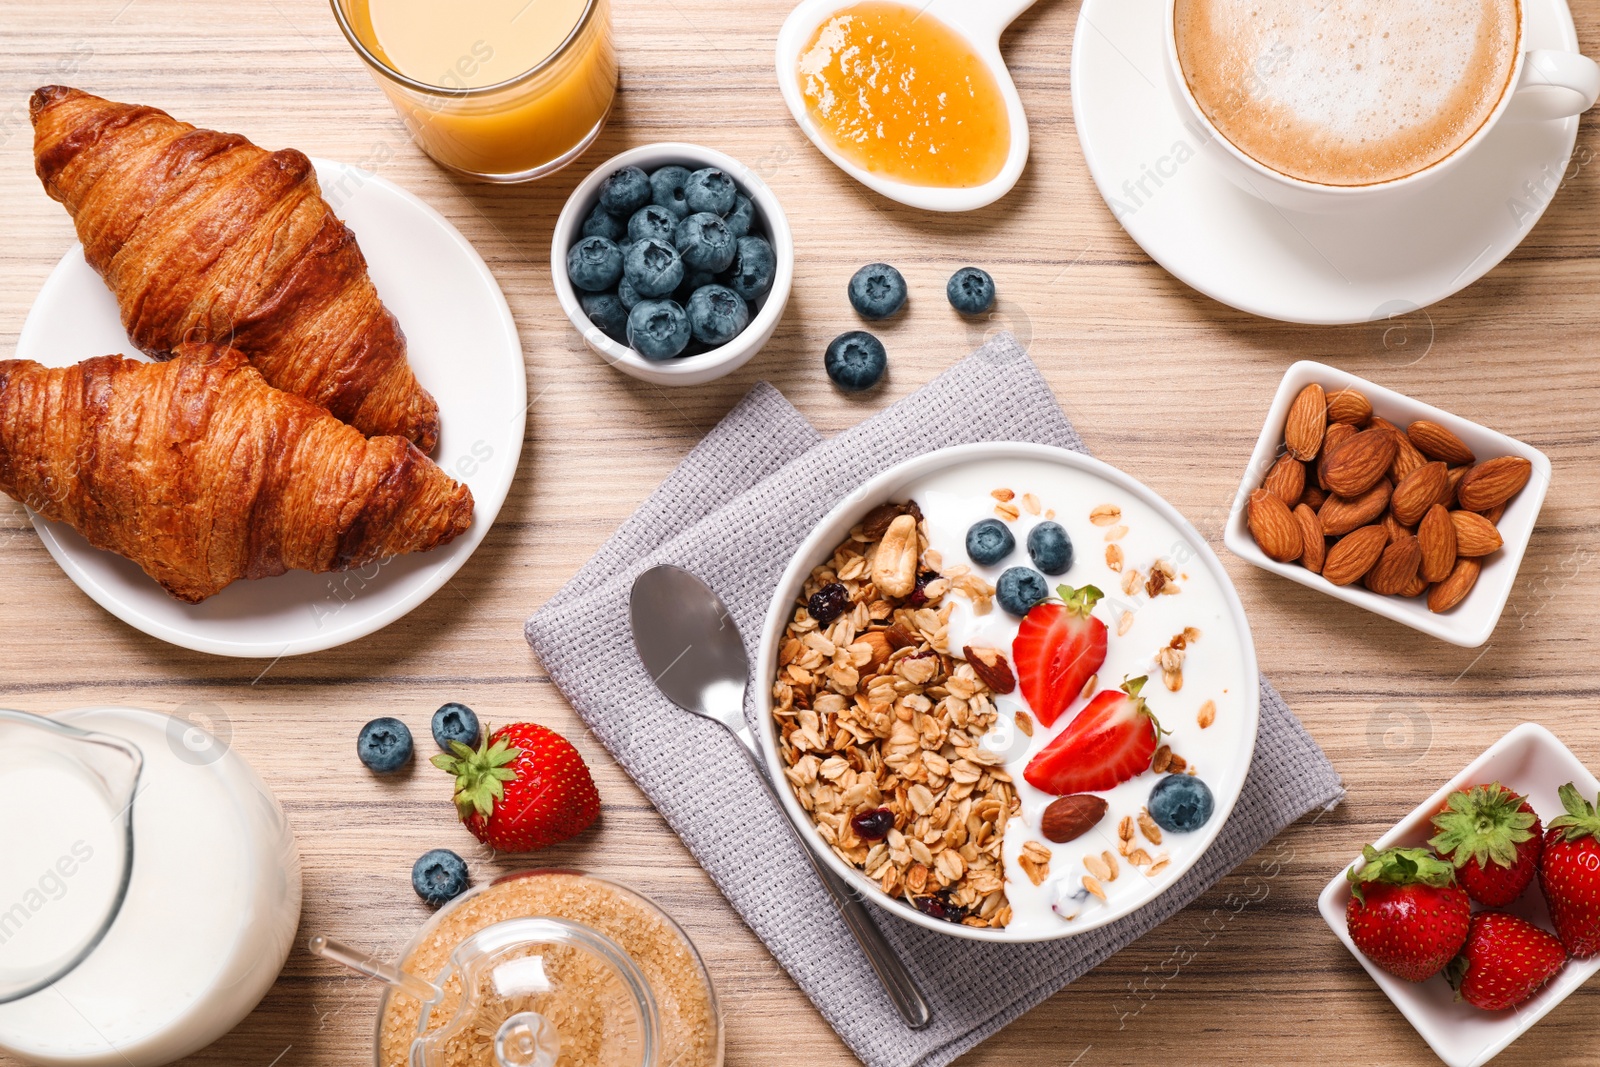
[3,0,1598,1064]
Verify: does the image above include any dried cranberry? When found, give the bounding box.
[906,570,940,607]
[911,891,968,924]
[850,808,894,841]
[807,583,849,625]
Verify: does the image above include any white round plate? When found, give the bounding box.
[15,159,526,658]
[1072,0,1582,325]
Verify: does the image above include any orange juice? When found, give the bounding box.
[335,0,617,181]
[797,1,1010,188]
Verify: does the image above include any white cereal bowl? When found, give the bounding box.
[755,442,1261,942]
[1224,361,1552,648]
[1318,723,1600,1067]
[550,143,794,386]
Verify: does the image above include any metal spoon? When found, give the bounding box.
[629,565,932,1030]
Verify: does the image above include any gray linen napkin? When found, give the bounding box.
[526,334,1344,1067]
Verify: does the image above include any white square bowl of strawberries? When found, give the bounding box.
[1318,723,1600,1067]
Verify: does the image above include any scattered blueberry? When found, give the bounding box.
[566,236,623,292]
[848,263,908,320]
[686,284,749,346]
[581,292,629,343]
[723,193,756,238]
[1148,774,1215,834]
[617,275,642,310]
[684,166,737,216]
[627,203,678,245]
[947,266,995,314]
[627,299,691,360]
[996,567,1049,617]
[411,849,470,907]
[357,717,413,774]
[808,582,849,625]
[724,235,775,302]
[649,165,693,218]
[965,518,1015,566]
[1027,522,1074,576]
[598,165,652,217]
[580,203,626,242]
[623,237,685,298]
[431,702,482,751]
[851,808,895,841]
[674,212,737,272]
[824,331,887,392]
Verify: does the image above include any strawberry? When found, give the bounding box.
[1345,845,1472,982]
[1539,782,1600,958]
[432,722,600,853]
[1011,584,1107,728]
[1445,911,1566,1010]
[1023,675,1161,795]
[1427,782,1543,906]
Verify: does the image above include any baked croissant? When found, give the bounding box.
[0,345,473,603]
[29,85,442,452]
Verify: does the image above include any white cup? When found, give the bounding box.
[1163,0,1600,212]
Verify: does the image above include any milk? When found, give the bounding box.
[0,708,302,1066]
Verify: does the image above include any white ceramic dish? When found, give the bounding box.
[15,158,526,658]
[1071,0,1585,323]
[1224,361,1551,649]
[550,143,793,386]
[1318,723,1600,1067]
[756,442,1261,942]
[774,0,1037,212]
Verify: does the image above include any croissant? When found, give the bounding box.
[0,345,473,603]
[29,85,442,452]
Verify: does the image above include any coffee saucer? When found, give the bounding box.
[1071,0,1583,325]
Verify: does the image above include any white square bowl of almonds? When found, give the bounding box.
[756,442,1261,943]
[1225,361,1551,649]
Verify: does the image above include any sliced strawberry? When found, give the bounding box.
[1023,676,1161,795]
[1428,783,1542,907]
[1012,584,1107,727]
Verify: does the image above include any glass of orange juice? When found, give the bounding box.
[331,0,617,182]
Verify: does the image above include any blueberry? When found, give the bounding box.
[431,702,481,751]
[598,165,651,217]
[724,235,776,301]
[947,266,995,314]
[673,269,716,303]
[1148,774,1215,834]
[1027,522,1074,575]
[411,849,470,907]
[581,292,629,343]
[617,276,642,310]
[824,330,887,392]
[627,203,678,244]
[848,263,907,320]
[627,299,691,360]
[623,237,684,298]
[965,518,1015,566]
[674,212,737,273]
[684,167,737,216]
[649,165,693,218]
[566,236,623,293]
[723,193,756,238]
[357,717,413,774]
[996,567,1049,617]
[686,284,749,346]
[580,203,626,242]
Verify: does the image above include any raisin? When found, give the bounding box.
[807,583,849,625]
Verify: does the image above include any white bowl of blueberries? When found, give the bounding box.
[552,143,794,386]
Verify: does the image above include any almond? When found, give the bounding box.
[1457,456,1532,511]
[871,514,919,598]
[1263,454,1306,505]
[1428,557,1481,613]
[1388,428,1429,483]
[1418,504,1457,583]
[1326,388,1373,425]
[1365,535,1422,596]
[1451,510,1504,557]
[1040,794,1110,844]
[1284,383,1327,461]
[1400,572,1430,598]
[963,645,1017,694]
[1381,512,1415,544]
[1300,484,1327,511]
[1316,423,1359,490]
[1444,464,1471,507]
[858,630,894,671]
[1480,501,1509,525]
[1318,478,1392,536]
[1247,489,1302,562]
[1324,428,1399,496]
[1294,504,1325,574]
[1390,461,1449,525]
[1407,420,1475,465]
[1322,526,1389,586]
[884,623,921,650]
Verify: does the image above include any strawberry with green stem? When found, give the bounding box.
[1345,845,1472,982]
[432,722,600,853]
[1540,782,1600,959]
[1023,675,1163,795]
[1428,782,1543,906]
[1012,584,1107,728]
[1446,911,1566,1010]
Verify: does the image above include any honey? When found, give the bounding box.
[797,1,1010,189]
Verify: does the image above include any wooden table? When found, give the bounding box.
[2,0,1598,1063]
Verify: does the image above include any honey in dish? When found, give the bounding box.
[798,1,1010,189]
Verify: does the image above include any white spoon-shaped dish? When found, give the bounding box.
[775,0,1038,212]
